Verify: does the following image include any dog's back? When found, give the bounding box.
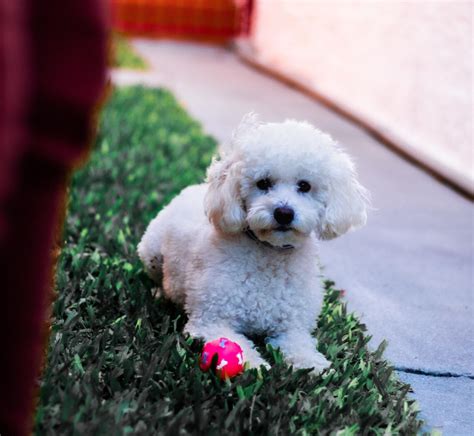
[137,184,209,303]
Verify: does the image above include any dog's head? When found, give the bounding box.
[204,114,370,248]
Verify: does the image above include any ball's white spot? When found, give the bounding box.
[237,353,243,365]
[216,359,228,370]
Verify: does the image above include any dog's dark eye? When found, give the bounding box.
[297,180,311,193]
[256,178,272,191]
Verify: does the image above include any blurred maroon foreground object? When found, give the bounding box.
[0,0,107,434]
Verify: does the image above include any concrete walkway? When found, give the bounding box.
[112,39,473,434]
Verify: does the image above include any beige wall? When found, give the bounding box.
[249,0,473,191]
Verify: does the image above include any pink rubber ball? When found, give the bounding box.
[199,337,244,380]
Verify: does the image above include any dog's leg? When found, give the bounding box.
[267,330,330,374]
[185,320,270,370]
[137,214,166,284]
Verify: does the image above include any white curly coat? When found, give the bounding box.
[138,115,369,372]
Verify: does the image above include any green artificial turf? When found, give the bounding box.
[35,85,423,434]
[112,33,147,70]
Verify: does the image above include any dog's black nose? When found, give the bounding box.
[274,206,294,225]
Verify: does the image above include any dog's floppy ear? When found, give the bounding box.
[204,154,246,233]
[317,151,370,240]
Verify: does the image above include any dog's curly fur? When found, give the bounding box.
[138,114,370,372]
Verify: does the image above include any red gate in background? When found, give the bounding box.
[111,0,253,42]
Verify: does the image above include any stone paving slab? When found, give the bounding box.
[397,372,474,435]
[113,39,474,432]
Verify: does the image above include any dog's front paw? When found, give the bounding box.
[292,351,331,374]
[245,355,271,371]
[309,354,331,374]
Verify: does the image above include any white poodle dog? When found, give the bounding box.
[138,114,369,373]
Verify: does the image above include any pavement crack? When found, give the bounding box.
[395,366,474,380]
